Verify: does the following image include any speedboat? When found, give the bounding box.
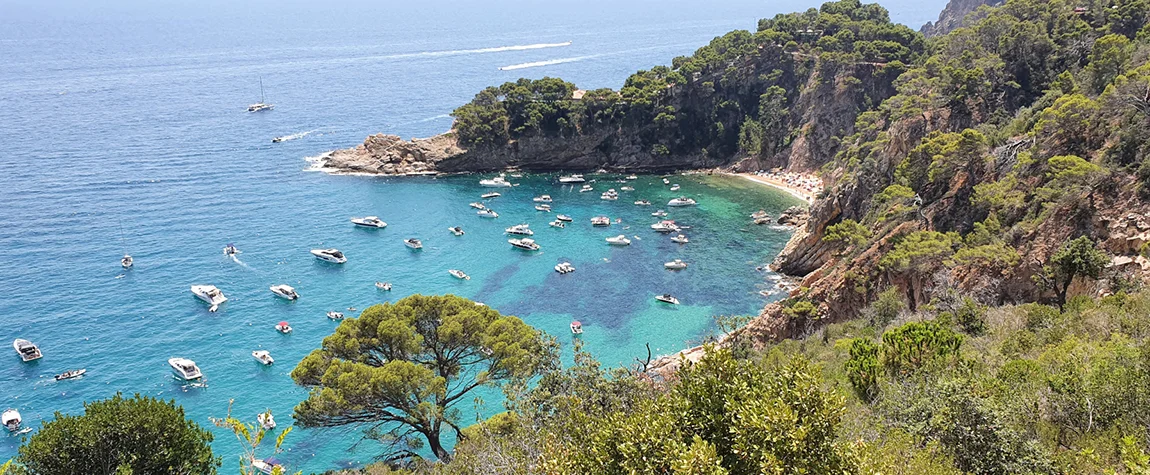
[55,368,86,380]
[559,174,585,183]
[449,269,471,280]
[651,220,680,233]
[269,285,299,300]
[570,320,583,334]
[191,285,228,312]
[554,262,575,274]
[670,184,681,191]
[121,254,133,269]
[169,357,203,380]
[404,238,423,250]
[606,235,631,246]
[2,409,21,432]
[481,192,501,199]
[591,216,611,227]
[478,209,499,218]
[626,175,638,180]
[634,199,651,206]
[508,238,540,251]
[223,244,239,256]
[505,224,534,236]
[252,350,274,365]
[479,176,513,187]
[600,192,618,201]
[252,459,283,475]
[579,184,594,193]
[326,311,344,320]
[510,173,523,178]
[655,294,680,305]
[275,321,292,333]
[310,249,347,264]
[258,411,276,430]
[549,220,565,228]
[652,210,668,217]
[671,234,690,244]
[449,226,465,236]
[665,259,688,270]
[351,216,387,228]
[662,178,670,185]
[533,195,553,203]
[469,202,487,210]
[13,339,42,362]
[668,197,697,207]
[621,186,635,191]
[556,214,573,222]
[535,204,552,212]
[375,281,392,291]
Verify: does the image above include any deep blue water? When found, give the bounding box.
[0,0,945,471]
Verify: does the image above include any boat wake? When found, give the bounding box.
[273,129,319,143]
[499,55,598,71]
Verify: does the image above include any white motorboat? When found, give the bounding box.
[655,294,680,305]
[449,269,471,280]
[670,184,681,191]
[12,339,41,362]
[326,311,344,320]
[591,216,611,227]
[310,249,347,264]
[375,281,392,291]
[671,234,690,244]
[223,243,239,256]
[634,199,651,206]
[269,285,299,300]
[449,226,465,236]
[652,210,668,217]
[665,259,688,270]
[258,411,276,430]
[549,220,565,228]
[606,235,631,246]
[252,350,274,365]
[600,192,618,201]
[350,216,387,228]
[621,186,635,191]
[55,368,86,380]
[404,238,423,250]
[559,174,585,183]
[651,220,680,233]
[533,195,553,203]
[190,285,228,312]
[505,224,534,236]
[554,262,575,274]
[535,204,552,212]
[275,321,292,333]
[508,238,541,251]
[121,254,133,269]
[668,197,697,207]
[2,409,21,432]
[479,176,513,187]
[579,184,594,193]
[662,178,670,185]
[478,209,499,218]
[570,320,583,334]
[469,202,487,210]
[247,77,274,112]
[626,175,638,180]
[556,214,573,222]
[252,459,282,475]
[481,192,501,199]
[169,357,203,380]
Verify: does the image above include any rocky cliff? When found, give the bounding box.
[920,0,1000,37]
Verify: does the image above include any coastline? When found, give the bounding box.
[728,172,818,204]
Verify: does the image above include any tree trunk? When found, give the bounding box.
[426,429,451,462]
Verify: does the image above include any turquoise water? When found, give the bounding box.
[0,0,945,471]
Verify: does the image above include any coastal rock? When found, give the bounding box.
[920,0,1000,37]
[776,206,810,227]
[321,133,464,175]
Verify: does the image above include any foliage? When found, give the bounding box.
[17,393,218,475]
[878,231,958,274]
[1039,236,1109,307]
[880,320,963,377]
[212,402,299,475]
[870,286,906,328]
[823,218,870,248]
[844,338,881,401]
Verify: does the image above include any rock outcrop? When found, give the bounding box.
[920,0,1000,37]
[322,133,464,175]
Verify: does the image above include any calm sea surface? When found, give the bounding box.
[0,0,944,471]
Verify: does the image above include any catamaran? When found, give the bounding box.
[247,77,274,112]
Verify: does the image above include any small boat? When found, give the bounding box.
[651,220,680,233]
[223,243,239,256]
[481,192,501,199]
[375,281,392,291]
[404,238,423,250]
[479,176,513,187]
[310,249,347,264]
[600,192,618,201]
[652,210,668,217]
[535,204,552,212]
[271,136,285,143]
[169,357,203,380]
[508,238,541,251]
[252,459,283,475]
[555,262,575,274]
[549,220,565,228]
[505,224,534,236]
[478,209,499,218]
[2,409,21,432]
[579,184,594,193]
[326,311,344,320]
[55,368,86,380]
[510,173,523,178]
[247,77,274,113]
[655,294,680,305]
[191,285,228,312]
[275,321,292,333]
[670,184,680,191]
[449,269,471,280]
[606,235,631,246]
[258,411,276,430]
[350,216,387,228]
[634,199,651,206]
[570,320,583,334]
[13,339,42,362]
[252,350,274,365]
[121,254,133,269]
[671,234,690,244]
[665,259,688,270]
[559,174,585,183]
[533,195,553,203]
[556,214,573,222]
[269,285,299,300]
[449,226,465,236]
[662,178,670,185]
[591,216,611,227]
[626,175,638,180]
[621,186,635,191]
[668,197,697,207]
[469,202,487,210]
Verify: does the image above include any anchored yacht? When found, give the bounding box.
[169,357,203,380]
[670,184,681,191]
[665,259,688,270]
[555,262,575,274]
[469,202,487,210]
[626,175,638,180]
[606,235,631,246]
[479,176,513,187]
[310,249,347,264]
[550,220,565,228]
[121,254,133,269]
[12,339,41,362]
[558,174,585,183]
[535,204,552,212]
[258,411,276,430]
[449,269,471,280]
[579,184,594,192]
[533,195,553,203]
[652,210,668,217]
[655,294,680,305]
[651,220,680,233]
[2,409,21,432]
[556,214,573,222]
[326,311,344,320]
[508,238,540,251]
[478,209,499,218]
[269,285,299,300]
[591,216,611,227]
[275,321,292,333]
[404,238,423,250]
[481,192,501,199]
[668,197,697,207]
[252,350,274,365]
[505,224,534,236]
[351,216,387,228]
[634,199,651,206]
[671,234,690,244]
[570,320,583,334]
[191,285,227,312]
[449,226,465,236]
[375,281,392,291]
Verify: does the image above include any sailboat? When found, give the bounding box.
[247,77,274,112]
[119,223,133,269]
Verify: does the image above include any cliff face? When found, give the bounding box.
[920,0,1000,37]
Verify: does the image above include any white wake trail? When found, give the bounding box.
[498,55,598,71]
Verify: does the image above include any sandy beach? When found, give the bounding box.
[730,172,820,203]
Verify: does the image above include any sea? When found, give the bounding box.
[0,0,945,471]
